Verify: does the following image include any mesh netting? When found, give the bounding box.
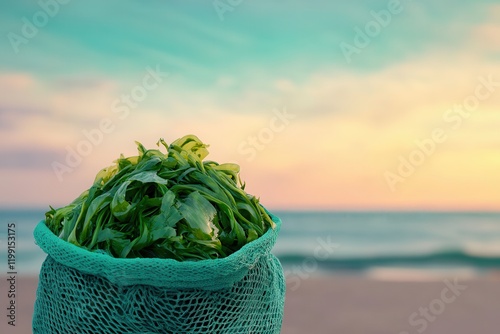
[32,214,285,333]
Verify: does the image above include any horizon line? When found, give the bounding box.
[1,206,500,214]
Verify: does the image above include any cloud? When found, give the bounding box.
[51,76,117,92]
[474,23,500,49]
[0,73,34,89]
[0,105,48,131]
[0,148,65,170]
[472,4,500,54]
[1,26,500,209]
[0,72,123,134]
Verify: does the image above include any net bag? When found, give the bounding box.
[32,214,285,333]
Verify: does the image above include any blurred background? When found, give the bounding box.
[1,1,500,333]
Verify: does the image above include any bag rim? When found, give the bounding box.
[34,211,281,290]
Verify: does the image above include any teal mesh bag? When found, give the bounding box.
[32,214,285,333]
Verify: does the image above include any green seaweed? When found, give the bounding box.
[45,135,275,260]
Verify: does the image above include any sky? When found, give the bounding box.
[0,0,499,211]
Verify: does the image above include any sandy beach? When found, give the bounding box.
[2,275,500,333]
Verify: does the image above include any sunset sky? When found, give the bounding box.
[1,0,499,210]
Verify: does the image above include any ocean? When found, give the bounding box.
[1,209,500,280]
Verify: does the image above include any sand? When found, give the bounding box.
[2,275,499,333]
[282,275,500,334]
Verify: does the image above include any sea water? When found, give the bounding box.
[274,211,500,280]
[1,209,500,279]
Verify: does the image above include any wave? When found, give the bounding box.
[276,249,500,270]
